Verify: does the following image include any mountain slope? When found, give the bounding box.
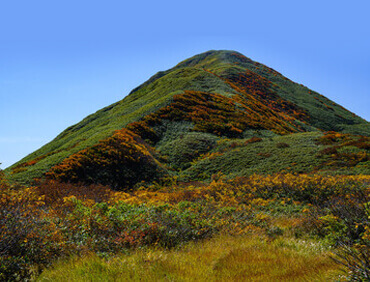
[7,50,370,185]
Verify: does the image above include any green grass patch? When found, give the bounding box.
[38,234,343,282]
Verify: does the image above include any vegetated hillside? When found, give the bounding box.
[7,50,370,186]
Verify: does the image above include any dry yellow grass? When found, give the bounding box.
[38,234,344,281]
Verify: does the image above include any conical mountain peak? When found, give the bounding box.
[7,50,370,186]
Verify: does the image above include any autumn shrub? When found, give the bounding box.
[276,142,290,148]
[257,152,272,158]
[327,208,370,281]
[0,183,67,281]
[46,128,167,190]
[0,179,124,280]
[229,142,238,148]
[56,198,216,251]
[333,243,370,281]
[135,90,301,137]
[2,172,370,280]
[126,121,160,144]
[245,136,262,145]
[317,141,369,170]
[317,131,350,145]
[355,141,370,150]
[316,132,370,170]
[319,147,338,155]
[303,181,370,280]
[34,180,116,208]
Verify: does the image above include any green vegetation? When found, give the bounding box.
[7,50,370,184]
[2,50,370,280]
[2,173,370,280]
[177,131,370,181]
[22,89,369,189]
[45,128,167,190]
[38,235,341,281]
[182,132,323,180]
[8,67,235,184]
[159,132,219,170]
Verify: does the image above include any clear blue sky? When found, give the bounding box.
[1,0,369,169]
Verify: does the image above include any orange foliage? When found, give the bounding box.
[34,180,118,208]
[45,128,165,190]
[118,173,370,209]
[317,132,370,169]
[222,70,309,122]
[2,171,370,279]
[126,120,159,144]
[43,88,312,188]
[318,131,349,145]
[131,90,304,138]
[245,136,263,145]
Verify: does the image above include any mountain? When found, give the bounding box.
[7,50,370,187]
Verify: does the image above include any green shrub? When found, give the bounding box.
[276,142,290,148]
[159,132,218,170]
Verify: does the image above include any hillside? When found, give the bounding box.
[7,50,370,186]
[2,50,370,281]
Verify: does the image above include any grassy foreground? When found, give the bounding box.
[38,234,342,281]
[3,173,370,280]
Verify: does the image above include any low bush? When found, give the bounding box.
[159,132,218,170]
[0,182,67,281]
[45,128,167,190]
[276,142,290,148]
[2,173,370,280]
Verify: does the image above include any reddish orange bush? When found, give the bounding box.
[134,90,303,137]
[45,128,166,190]
[126,120,159,144]
[220,70,309,122]
[245,136,263,145]
[317,132,370,169]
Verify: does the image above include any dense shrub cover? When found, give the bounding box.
[9,50,370,184]
[219,68,309,122]
[317,131,370,170]
[159,132,218,170]
[124,90,306,144]
[45,128,166,190]
[0,182,67,281]
[150,90,304,136]
[41,128,370,190]
[40,89,313,188]
[2,172,370,280]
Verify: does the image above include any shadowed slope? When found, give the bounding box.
[45,128,166,190]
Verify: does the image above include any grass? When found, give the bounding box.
[182,132,321,180]
[3,171,369,280]
[181,131,370,181]
[7,50,370,184]
[7,67,236,184]
[158,131,219,170]
[6,69,224,181]
[38,234,343,281]
[177,50,370,135]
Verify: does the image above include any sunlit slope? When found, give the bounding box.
[8,67,237,182]
[175,50,370,134]
[8,50,370,184]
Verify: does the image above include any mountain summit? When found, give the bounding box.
[8,50,370,187]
